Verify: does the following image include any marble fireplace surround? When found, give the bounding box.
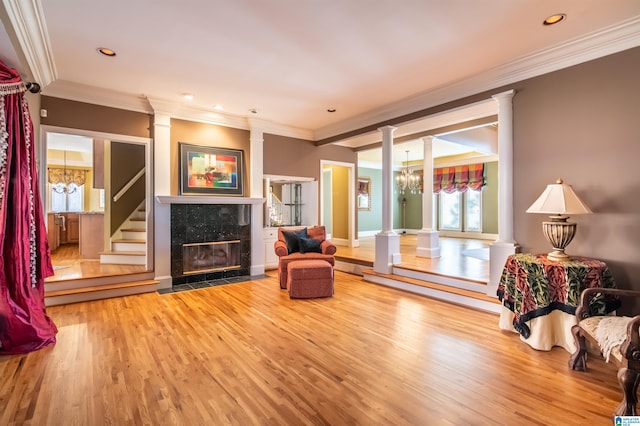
[155,196,266,290]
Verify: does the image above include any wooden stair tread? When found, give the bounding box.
[121,228,145,232]
[393,264,488,285]
[100,250,146,256]
[112,239,146,244]
[362,269,499,304]
[130,218,145,222]
[45,280,158,298]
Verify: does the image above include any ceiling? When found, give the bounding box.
[2,1,640,163]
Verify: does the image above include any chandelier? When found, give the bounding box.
[396,150,421,195]
[47,151,86,194]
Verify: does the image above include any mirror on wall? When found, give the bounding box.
[357,177,371,211]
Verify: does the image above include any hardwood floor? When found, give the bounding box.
[47,243,147,282]
[0,271,620,425]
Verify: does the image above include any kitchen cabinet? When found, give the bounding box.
[59,213,79,244]
[79,213,104,259]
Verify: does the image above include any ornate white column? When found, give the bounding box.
[147,98,175,290]
[248,121,264,199]
[489,89,518,296]
[416,136,440,258]
[374,125,401,274]
[248,121,265,274]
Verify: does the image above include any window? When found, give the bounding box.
[440,192,461,230]
[465,189,482,232]
[437,189,482,233]
[49,184,84,212]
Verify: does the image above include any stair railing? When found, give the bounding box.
[113,167,145,202]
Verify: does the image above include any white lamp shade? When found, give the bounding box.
[526,180,592,215]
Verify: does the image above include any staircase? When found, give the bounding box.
[268,191,284,226]
[100,205,147,266]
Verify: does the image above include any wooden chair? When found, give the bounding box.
[568,287,640,416]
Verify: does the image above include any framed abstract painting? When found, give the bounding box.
[179,143,244,196]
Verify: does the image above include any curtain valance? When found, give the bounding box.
[433,163,485,194]
[47,167,86,186]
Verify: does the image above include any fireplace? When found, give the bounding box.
[155,196,266,291]
[182,240,241,275]
[170,203,251,285]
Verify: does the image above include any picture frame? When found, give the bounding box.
[179,143,244,196]
[357,177,371,210]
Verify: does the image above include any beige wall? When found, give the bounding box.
[263,133,357,181]
[512,47,640,291]
[170,119,250,196]
[41,96,152,138]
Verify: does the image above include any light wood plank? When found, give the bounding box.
[0,272,621,424]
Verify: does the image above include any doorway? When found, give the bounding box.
[40,126,152,282]
[319,160,357,247]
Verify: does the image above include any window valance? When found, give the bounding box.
[47,168,87,187]
[433,163,485,194]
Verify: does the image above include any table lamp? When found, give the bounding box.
[526,178,592,261]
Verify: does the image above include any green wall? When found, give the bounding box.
[357,167,382,233]
[482,161,498,234]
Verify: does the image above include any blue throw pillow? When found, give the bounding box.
[282,228,308,254]
[299,237,322,254]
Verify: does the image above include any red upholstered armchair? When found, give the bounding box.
[274,226,336,289]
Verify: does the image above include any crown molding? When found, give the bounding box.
[43,79,153,113]
[314,16,640,141]
[1,0,56,85]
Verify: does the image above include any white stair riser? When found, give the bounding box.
[127,221,146,230]
[100,254,146,265]
[112,242,146,251]
[122,230,146,240]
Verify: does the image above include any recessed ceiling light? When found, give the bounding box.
[543,14,566,26]
[249,108,258,114]
[214,105,224,111]
[97,47,116,57]
[183,93,194,101]
[327,108,336,113]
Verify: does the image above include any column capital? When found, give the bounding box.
[492,89,515,104]
[378,125,398,135]
[421,135,436,144]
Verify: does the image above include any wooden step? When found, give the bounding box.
[100,251,146,265]
[45,279,158,298]
[362,268,500,313]
[45,279,159,306]
[130,217,146,222]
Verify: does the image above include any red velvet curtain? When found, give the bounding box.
[0,61,57,354]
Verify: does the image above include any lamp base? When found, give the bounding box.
[547,248,570,261]
[542,217,576,261]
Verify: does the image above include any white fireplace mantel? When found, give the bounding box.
[156,196,265,205]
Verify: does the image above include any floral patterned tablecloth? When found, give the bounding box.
[497,253,618,339]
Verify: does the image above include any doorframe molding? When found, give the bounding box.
[319,159,358,248]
